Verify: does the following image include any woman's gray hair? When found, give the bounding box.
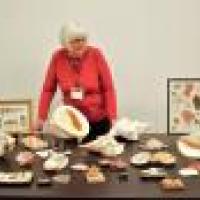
[59,21,88,46]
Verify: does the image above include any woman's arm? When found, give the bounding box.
[95,49,117,123]
[37,53,58,123]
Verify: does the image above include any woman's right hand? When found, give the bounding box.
[34,119,44,131]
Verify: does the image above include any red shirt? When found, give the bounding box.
[38,46,117,123]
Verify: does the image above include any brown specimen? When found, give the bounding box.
[181,110,195,124]
[193,95,200,110]
[183,84,194,98]
[67,109,82,131]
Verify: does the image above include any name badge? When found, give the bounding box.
[70,87,84,100]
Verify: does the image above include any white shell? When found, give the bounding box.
[36,150,50,159]
[81,135,124,157]
[52,174,71,184]
[70,163,88,171]
[130,152,151,165]
[44,152,68,171]
[110,118,150,141]
[179,168,199,176]
[177,140,200,159]
[50,105,89,139]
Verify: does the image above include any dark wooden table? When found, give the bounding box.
[0,134,200,199]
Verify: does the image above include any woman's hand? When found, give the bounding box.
[34,119,44,131]
[110,119,116,127]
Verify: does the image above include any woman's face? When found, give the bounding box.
[67,37,87,57]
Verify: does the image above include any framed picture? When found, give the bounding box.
[167,78,200,135]
[0,99,32,133]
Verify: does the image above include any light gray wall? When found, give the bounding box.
[0,0,200,132]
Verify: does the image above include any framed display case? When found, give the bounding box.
[167,78,200,135]
[0,99,32,133]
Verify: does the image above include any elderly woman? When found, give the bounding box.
[36,22,117,142]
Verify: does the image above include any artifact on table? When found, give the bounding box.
[130,152,151,166]
[110,117,150,141]
[0,131,15,157]
[139,138,168,151]
[37,177,52,186]
[178,168,199,177]
[109,158,129,170]
[50,105,89,141]
[187,161,200,171]
[36,149,51,159]
[160,177,185,190]
[70,163,89,171]
[22,136,48,150]
[44,152,68,171]
[177,135,200,159]
[140,168,168,178]
[86,165,105,184]
[0,171,33,184]
[131,151,176,166]
[63,150,72,155]
[118,172,129,182]
[98,159,113,167]
[150,151,176,165]
[98,157,128,170]
[37,178,51,185]
[52,174,71,184]
[80,135,124,157]
[16,151,35,167]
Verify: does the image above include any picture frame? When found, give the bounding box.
[167,78,200,135]
[0,99,32,133]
